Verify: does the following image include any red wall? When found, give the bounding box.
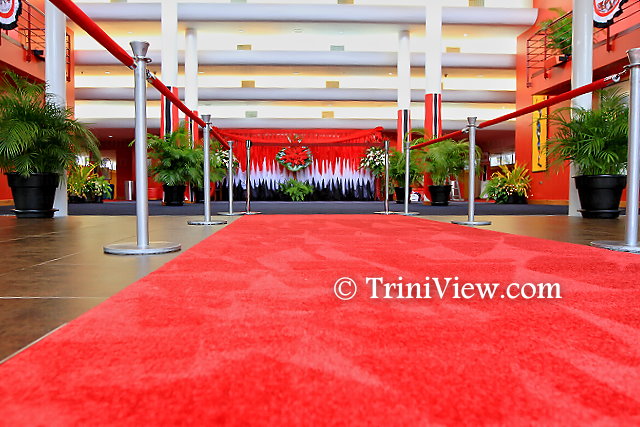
[515,0,636,203]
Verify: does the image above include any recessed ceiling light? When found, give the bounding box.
[388,72,393,75]
[198,71,204,74]
[292,71,300,75]
[293,28,303,33]
[105,71,110,74]
[463,33,469,37]
[108,135,113,138]
[238,29,244,33]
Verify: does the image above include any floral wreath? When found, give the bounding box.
[276,135,313,172]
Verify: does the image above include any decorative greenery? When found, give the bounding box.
[279,178,314,201]
[387,148,427,187]
[413,135,480,186]
[276,145,313,172]
[67,163,112,201]
[540,8,572,57]
[546,89,628,176]
[143,127,204,186]
[212,146,239,173]
[0,71,100,177]
[359,145,386,178]
[482,163,531,203]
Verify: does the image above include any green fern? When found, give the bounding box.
[547,89,628,176]
[411,135,481,186]
[0,71,100,177]
[279,179,314,201]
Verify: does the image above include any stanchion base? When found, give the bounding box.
[187,220,227,226]
[218,212,245,216]
[394,212,419,216]
[374,211,395,215]
[451,220,492,226]
[104,241,182,255]
[591,240,640,253]
[244,211,262,215]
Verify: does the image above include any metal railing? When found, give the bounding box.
[526,11,572,87]
[1,0,72,81]
[526,0,640,87]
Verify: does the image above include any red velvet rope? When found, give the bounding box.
[49,0,134,68]
[50,0,228,148]
[410,72,623,150]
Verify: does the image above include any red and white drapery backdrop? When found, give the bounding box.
[212,127,384,200]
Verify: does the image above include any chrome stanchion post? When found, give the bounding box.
[219,140,243,216]
[398,138,418,216]
[593,48,640,252]
[375,139,393,214]
[244,139,261,215]
[104,41,181,255]
[188,115,226,226]
[452,117,491,226]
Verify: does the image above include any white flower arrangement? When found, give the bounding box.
[359,145,387,177]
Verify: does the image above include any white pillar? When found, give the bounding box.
[46,1,68,217]
[424,0,443,138]
[398,30,411,110]
[161,0,178,87]
[185,27,199,111]
[569,0,594,216]
[397,30,411,149]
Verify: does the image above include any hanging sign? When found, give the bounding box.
[0,0,22,30]
[593,0,627,28]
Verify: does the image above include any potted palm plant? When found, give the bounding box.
[387,147,427,204]
[547,89,628,219]
[418,138,480,206]
[0,71,100,218]
[191,140,228,202]
[145,127,204,206]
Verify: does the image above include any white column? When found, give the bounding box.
[397,30,411,149]
[398,30,411,110]
[424,0,443,138]
[161,0,179,87]
[185,27,199,111]
[46,1,68,217]
[569,0,594,216]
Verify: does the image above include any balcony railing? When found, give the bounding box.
[526,0,640,87]
[0,0,46,61]
[1,0,71,81]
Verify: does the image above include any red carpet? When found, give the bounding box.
[1,215,640,425]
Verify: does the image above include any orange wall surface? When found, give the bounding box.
[515,0,636,203]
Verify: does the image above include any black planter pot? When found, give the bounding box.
[6,172,59,218]
[191,186,205,203]
[505,194,528,204]
[68,195,86,204]
[574,175,626,219]
[394,187,412,204]
[428,184,451,206]
[162,184,186,206]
